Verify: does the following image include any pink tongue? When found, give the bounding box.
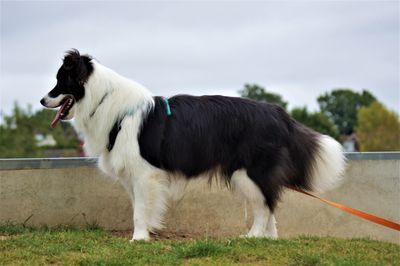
[50,111,61,129]
[50,100,69,128]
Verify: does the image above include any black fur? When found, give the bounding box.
[107,117,123,152]
[47,49,93,102]
[138,95,320,211]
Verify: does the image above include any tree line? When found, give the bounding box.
[239,84,399,151]
[0,86,399,158]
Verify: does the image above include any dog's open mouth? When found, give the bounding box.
[50,96,75,128]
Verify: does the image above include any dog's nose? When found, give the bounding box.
[40,98,46,106]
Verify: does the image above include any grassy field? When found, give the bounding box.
[1,224,399,266]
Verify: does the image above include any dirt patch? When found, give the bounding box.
[110,230,209,241]
[0,235,10,241]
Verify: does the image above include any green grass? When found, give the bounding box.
[1,224,399,266]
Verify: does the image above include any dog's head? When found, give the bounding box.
[40,49,93,128]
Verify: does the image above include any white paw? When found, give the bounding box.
[130,237,150,242]
[265,233,278,240]
[240,232,264,238]
[266,225,278,239]
[130,232,150,242]
[240,231,278,239]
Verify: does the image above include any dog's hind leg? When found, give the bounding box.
[231,169,278,238]
[266,213,278,239]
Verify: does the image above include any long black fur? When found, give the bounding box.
[138,95,320,211]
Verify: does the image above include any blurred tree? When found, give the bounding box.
[0,103,42,157]
[317,89,376,135]
[356,101,400,151]
[291,107,339,139]
[30,109,79,149]
[0,103,79,158]
[239,84,288,109]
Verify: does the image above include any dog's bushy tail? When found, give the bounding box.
[307,135,346,193]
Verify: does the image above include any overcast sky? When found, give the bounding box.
[1,0,399,117]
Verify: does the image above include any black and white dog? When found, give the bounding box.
[41,49,346,241]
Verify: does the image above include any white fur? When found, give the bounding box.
[70,61,170,241]
[310,135,346,193]
[266,214,278,239]
[231,169,278,238]
[73,60,154,157]
[168,174,189,203]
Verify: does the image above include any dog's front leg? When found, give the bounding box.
[130,176,151,241]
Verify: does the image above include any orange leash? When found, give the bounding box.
[289,186,400,231]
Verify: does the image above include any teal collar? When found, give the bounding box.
[163,97,172,116]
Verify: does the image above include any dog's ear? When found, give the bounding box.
[63,49,81,71]
[62,49,93,84]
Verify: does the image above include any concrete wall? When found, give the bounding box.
[1,155,399,243]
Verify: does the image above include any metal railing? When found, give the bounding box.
[0,152,399,171]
